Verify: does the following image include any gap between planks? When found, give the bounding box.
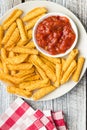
[21,0,25,2]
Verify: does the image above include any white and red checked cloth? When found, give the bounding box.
[0,98,68,130]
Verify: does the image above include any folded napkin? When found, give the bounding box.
[0,98,68,130]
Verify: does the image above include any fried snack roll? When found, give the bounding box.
[1,48,7,59]
[22,7,47,22]
[32,85,56,100]
[24,74,40,82]
[61,60,77,84]
[29,57,48,79]
[61,58,66,78]
[17,39,29,46]
[16,18,27,41]
[1,48,9,74]
[21,73,35,80]
[25,41,35,48]
[9,51,16,75]
[6,44,16,51]
[30,55,56,82]
[35,67,42,79]
[20,79,50,91]
[7,86,32,98]
[25,14,45,30]
[14,67,34,77]
[19,80,41,89]
[27,29,32,40]
[35,65,48,80]
[72,57,85,82]
[12,46,38,54]
[6,54,28,64]
[0,61,3,69]
[0,25,4,48]
[62,58,66,68]
[7,63,33,70]
[4,28,20,48]
[0,72,24,84]
[15,71,35,79]
[54,63,62,87]
[40,53,60,64]
[40,56,55,72]
[3,9,23,30]
[2,22,16,44]
[63,49,78,72]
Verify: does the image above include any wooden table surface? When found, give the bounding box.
[0,0,87,130]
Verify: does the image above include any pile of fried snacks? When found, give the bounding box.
[0,7,85,100]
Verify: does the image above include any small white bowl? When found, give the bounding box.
[33,13,78,58]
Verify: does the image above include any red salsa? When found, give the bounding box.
[36,16,76,55]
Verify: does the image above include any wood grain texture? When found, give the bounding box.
[0,0,86,130]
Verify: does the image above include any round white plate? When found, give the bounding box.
[0,1,87,101]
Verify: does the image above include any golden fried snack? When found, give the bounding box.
[1,48,7,59]
[61,58,66,78]
[61,60,77,84]
[35,67,42,78]
[16,18,27,41]
[17,39,29,46]
[6,54,28,64]
[29,57,48,79]
[20,79,50,91]
[2,22,16,44]
[40,53,60,64]
[0,25,4,48]
[2,62,9,74]
[72,57,85,82]
[40,56,55,72]
[22,72,35,80]
[0,61,3,69]
[22,7,47,22]
[63,49,78,72]
[25,14,45,30]
[24,74,40,82]
[7,86,32,98]
[1,48,9,74]
[54,63,62,87]
[9,51,16,75]
[0,72,24,84]
[62,58,65,68]
[6,35,20,51]
[35,65,48,80]
[25,41,35,48]
[19,80,41,89]
[32,85,55,100]
[4,28,20,48]
[12,46,38,54]
[3,9,23,30]
[14,67,34,77]
[7,63,33,70]
[27,29,32,40]
[30,55,56,82]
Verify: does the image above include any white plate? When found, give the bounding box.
[0,1,87,101]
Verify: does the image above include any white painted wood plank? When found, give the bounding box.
[12,0,22,6]
[0,0,13,16]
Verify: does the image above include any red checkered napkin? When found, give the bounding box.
[0,98,35,130]
[43,110,67,130]
[0,98,68,130]
[24,110,57,130]
[52,111,68,130]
